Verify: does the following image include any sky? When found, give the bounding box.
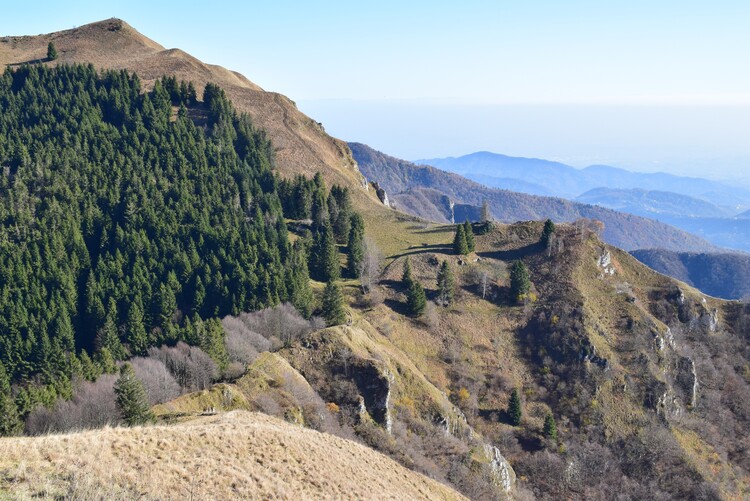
[2,1,749,179]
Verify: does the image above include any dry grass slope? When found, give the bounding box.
[0,411,465,500]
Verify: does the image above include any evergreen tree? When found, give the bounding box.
[402,257,413,287]
[436,260,455,306]
[288,242,314,318]
[509,261,531,303]
[347,213,365,278]
[453,224,469,255]
[47,42,57,61]
[311,224,340,282]
[330,185,353,244]
[463,220,475,252]
[406,279,427,317]
[126,301,148,356]
[543,412,557,440]
[541,219,556,248]
[322,281,347,326]
[0,361,22,436]
[114,363,155,426]
[98,298,126,360]
[508,388,522,426]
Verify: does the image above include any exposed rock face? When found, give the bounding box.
[351,361,393,433]
[371,182,390,207]
[484,443,517,494]
[597,248,615,276]
[701,308,719,332]
[674,356,698,409]
[439,406,516,495]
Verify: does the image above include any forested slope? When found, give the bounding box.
[0,64,330,422]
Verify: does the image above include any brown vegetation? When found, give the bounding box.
[0,411,465,500]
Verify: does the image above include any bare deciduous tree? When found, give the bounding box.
[148,343,218,391]
[358,236,382,294]
[25,375,121,435]
[130,357,181,405]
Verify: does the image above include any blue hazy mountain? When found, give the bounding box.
[417,151,750,211]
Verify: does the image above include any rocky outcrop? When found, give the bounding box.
[352,361,393,433]
[597,248,616,276]
[438,405,516,495]
[371,182,390,207]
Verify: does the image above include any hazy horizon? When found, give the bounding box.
[3,1,749,181]
[299,99,750,182]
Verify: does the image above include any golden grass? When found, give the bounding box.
[0,411,465,500]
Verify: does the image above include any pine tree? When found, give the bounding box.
[98,298,126,360]
[47,42,58,61]
[463,220,475,252]
[322,281,347,326]
[453,224,469,255]
[437,260,455,306]
[509,260,531,303]
[541,219,556,248]
[508,388,522,426]
[311,224,340,282]
[543,412,557,440]
[114,363,155,426]
[402,257,413,287]
[0,361,22,436]
[406,279,427,317]
[289,242,314,318]
[347,213,365,278]
[126,301,148,356]
[331,185,353,244]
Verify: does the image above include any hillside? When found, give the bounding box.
[632,249,750,300]
[419,151,750,210]
[0,18,372,207]
[0,411,464,500]
[351,142,718,253]
[146,220,750,500]
[1,19,749,501]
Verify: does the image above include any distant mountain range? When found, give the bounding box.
[415,152,750,252]
[350,143,716,253]
[576,188,732,219]
[416,151,750,212]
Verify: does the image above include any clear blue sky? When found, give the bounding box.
[3,1,750,178]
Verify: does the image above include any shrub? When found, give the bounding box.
[129,357,181,405]
[224,303,318,349]
[25,375,120,435]
[148,343,218,391]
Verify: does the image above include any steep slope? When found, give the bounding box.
[632,249,750,300]
[0,411,465,500]
[419,151,750,209]
[0,18,366,202]
[351,142,718,253]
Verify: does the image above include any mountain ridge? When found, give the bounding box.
[352,142,718,253]
[0,18,369,204]
[417,151,750,210]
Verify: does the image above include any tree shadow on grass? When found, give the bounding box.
[8,58,50,66]
[478,242,542,262]
[389,244,454,260]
